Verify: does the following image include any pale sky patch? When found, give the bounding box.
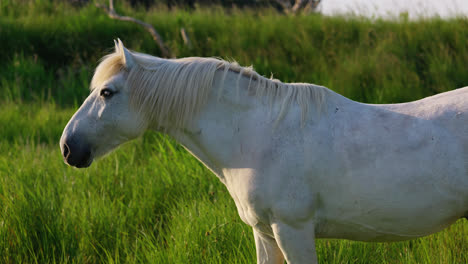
[319,0,468,19]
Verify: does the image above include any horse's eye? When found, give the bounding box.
[100,88,114,98]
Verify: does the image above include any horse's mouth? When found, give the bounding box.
[74,158,93,168]
[63,156,93,168]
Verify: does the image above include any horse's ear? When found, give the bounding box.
[114,39,119,53]
[117,38,135,70]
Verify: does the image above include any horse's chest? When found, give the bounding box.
[223,166,317,230]
[223,169,271,227]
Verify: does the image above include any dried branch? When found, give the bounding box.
[275,0,292,12]
[303,0,321,13]
[276,0,321,14]
[95,0,173,58]
[291,0,308,13]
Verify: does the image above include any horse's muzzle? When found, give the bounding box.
[61,135,92,168]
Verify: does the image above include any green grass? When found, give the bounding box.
[0,103,253,263]
[0,1,467,263]
[0,103,466,263]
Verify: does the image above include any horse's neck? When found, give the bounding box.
[164,70,346,183]
[166,70,264,180]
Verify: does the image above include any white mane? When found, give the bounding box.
[91,50,328,128]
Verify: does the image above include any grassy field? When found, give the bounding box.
[0,1,467,263]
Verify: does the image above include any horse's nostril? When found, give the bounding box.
[62,136,92,168]
[62,143,70,158]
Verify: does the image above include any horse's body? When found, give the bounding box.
[61,40,468,263]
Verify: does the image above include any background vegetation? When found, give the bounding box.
[0,0,467,263]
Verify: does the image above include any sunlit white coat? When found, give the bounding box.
[61,40,468,264]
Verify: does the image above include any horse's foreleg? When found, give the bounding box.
[254,229,284,264]
[271,220,318,264]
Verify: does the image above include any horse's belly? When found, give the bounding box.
[313,166,467,242]
[310,114,468,241]
[314,209,461,242]
[313,163,467,241]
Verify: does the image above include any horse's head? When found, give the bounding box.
[60,40,147,168]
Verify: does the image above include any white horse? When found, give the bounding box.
[61,40,468,263]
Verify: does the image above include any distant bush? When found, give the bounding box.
[1,0,467,106]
